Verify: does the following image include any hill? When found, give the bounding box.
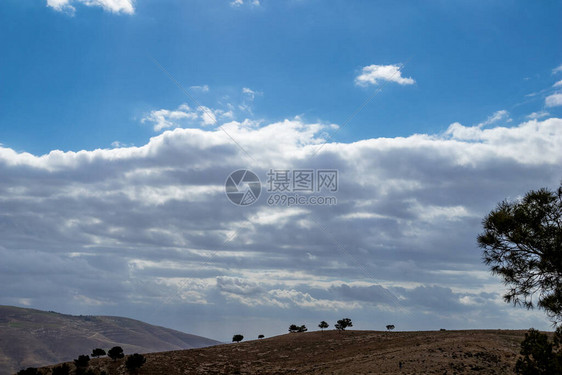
[0,305,220,374]
[37,329,529,374]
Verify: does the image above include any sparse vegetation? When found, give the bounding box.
[335,318,353,331]
[108,346,124,361]
[318,321,329,332]
[232,334,244,343]
[125,353,147,373]
[515,327,562,374]
[91,348,106,358]
[478,183,562,322]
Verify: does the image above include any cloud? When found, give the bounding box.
[190,85,210,93]
[526,111,549,120]
[355,64,415,87]
[477,110,511,127]
[553,80,562,88]
[141,103,234,130]
[46,0,134,14]
[546,93,562,107]
[553,64,562,74]
[230,0,260,7]
[1,116,560,338]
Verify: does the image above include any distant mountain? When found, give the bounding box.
[0,305,220,374]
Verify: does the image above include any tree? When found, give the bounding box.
[125,353,146,373]
[232,334,244,343]
[258,334,265,339]
[289,324,307,333]
[52,364,70,375]
[335,318,353,331]
[386,324,395,331]
[108,346,124,361]
[515,327,562,374]
[318,321,329,332]
[91,348,106,358]
[73,355,90,368]
[478,184,562,322]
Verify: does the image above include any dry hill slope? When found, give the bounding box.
[0,305,220,374]
[40,329,528,375]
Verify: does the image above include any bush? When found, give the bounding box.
[17,368,40,375]
[52,364,70,375]
[515,327,562,374]
[288,324,307,333]
[108,346,124,361]
[91,348,106,358]
[73,355,90,368]
[232,334,244,343]
[125,353,146,373]
[258,334,264,339]
[335,318,353,331]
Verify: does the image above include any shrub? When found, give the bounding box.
[108,346,124,361]
[91,348,106,358]
[73,355,90,368]
[335,318,353,331]
[52,363,70,375]
[125,353,146,373]
[232,334,244,343]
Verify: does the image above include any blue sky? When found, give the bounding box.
[1,0,560,154]
[1,0,562,342]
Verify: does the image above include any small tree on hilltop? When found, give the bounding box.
[125,353,146,374]
[232,334,244,343]
[17,368,40,375]
[335,318,353,331]
[319,321,329,332]
[108,346,124,361]
[258,334,265,339]
[386,324,395,331]
[91,348,106,358]
[73,355,90,368]
[289,324,307,333]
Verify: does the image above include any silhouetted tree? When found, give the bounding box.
[73,355,90,368]
[258,334,265,339]
[318,321,329,332]
[386,324,395,331]
[289,324,307,333]
[108,346,124,361]
[52,364,70,375]
[125,353,146,374]
[335,318,352,331]
[232,334,244,343]
[91,348,106,358]
[478,184,562,322]
[515,327,562,374]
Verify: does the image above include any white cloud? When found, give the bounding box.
[190,85,210,93]
[230,0,260,7]
[546,93,562,107]
[1,115,560,338]
[141,103,235,130]
[553,80,562,88]
[553,64,562,74]
[526,111,550,120]
[355,64,415,87]
[46,0,135,14]
[477,110,511,127]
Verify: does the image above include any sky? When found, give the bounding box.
[0,0,562,342]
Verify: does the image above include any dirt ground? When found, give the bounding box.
[40,329,528,375]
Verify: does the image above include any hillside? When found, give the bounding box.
[0,305,220,374]
[38,329,529,375]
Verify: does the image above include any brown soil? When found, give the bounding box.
[39,329,528,375]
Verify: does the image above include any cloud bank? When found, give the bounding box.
[1,116,560,339]
[46,0,134,15]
